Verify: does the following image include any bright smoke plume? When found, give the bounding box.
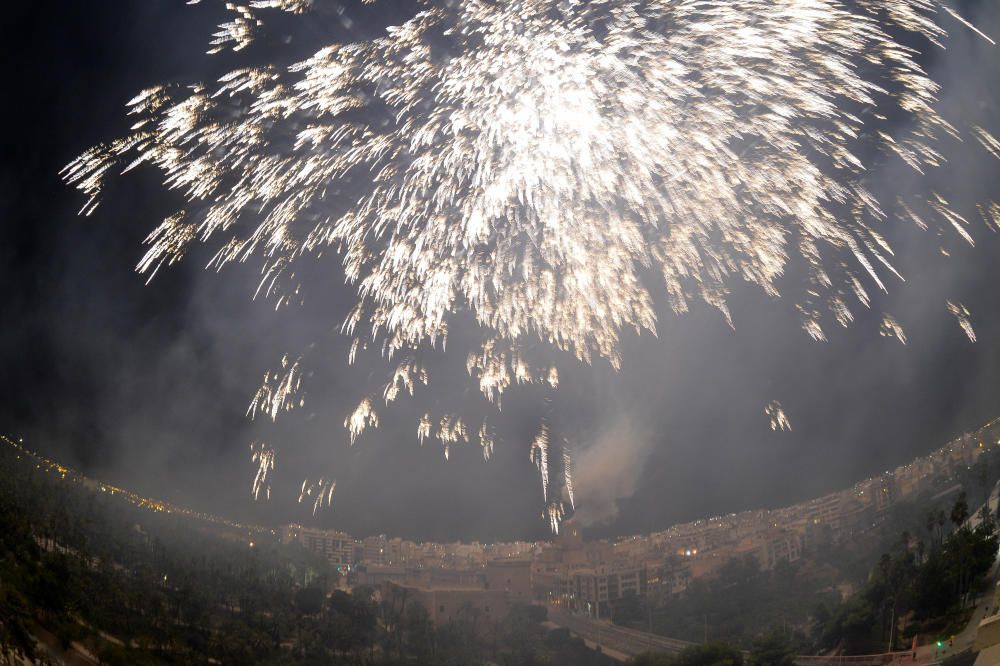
[64,0,994,531]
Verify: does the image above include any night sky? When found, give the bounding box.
[2,1,1000,543]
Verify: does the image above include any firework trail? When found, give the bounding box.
[64,0,994,530]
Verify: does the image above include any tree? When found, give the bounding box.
[631,653,675,666]
[293,586,324,616]
[749,631,797,666]
[926,511,937,545]
[672,642,744,666]
[400,602,433,663]
[972,455,991,506]
[951,494,968,529]
[500,604,547,665]
[631,644,745,666]
[821,595,877,654]
[616,591,647,626]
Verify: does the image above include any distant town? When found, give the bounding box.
[3,417,995,647]
[283,417,1000,626]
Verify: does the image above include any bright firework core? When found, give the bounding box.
[63,0,996,532]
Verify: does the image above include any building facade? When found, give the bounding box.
[282,525,356,569]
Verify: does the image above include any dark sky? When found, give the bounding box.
[2,1,1000,543]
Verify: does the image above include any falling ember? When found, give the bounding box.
[478,421,495,462]
[250,442,276,501]
[436,415,469,461]
[298,477,336,515]
[345,398,378,445]
[562,444,575,511]
[978,202,1000,233]
[545,501,565,535]
[974,127,1000,161]
[947,301,977,343]
[879,315,907,345]
[766,401,792,432]
[417,413,432,445]
[383,360,428,404]
[63,0,997,530]
[248,355,303,421]
[530,425,550,503]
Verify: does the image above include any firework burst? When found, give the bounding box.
[65,0,994,530]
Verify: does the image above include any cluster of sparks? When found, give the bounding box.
[947,301,977,343]
[299,477,337,515]
[765,401,792,432]
[251,441,276,501]
[879,314,908,345]
[64,0,995,530]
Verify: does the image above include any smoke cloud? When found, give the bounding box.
[571,413,652,527]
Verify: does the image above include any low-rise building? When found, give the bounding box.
[572,563,647,618]
[382,581,510,627]
[282,525,356,569]
[485,558,532,604]
[757,530,803,569]
[363,535,389,565]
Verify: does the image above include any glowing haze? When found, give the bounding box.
[63,0,995,531]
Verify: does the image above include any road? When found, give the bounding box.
[547,606,695,661]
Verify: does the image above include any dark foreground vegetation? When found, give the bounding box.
[616,451,1000,658]
[624,485,998,665]
[0,443,612,665]
[630,637,791,666]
